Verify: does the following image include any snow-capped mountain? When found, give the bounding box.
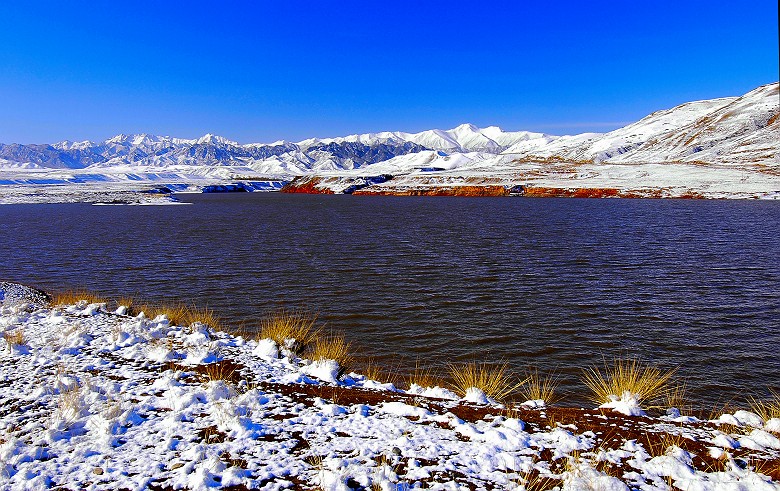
[502,83,778,166]
[0,83,777,175]
[0,123,548,173]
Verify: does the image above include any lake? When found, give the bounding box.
[2,193,778,408]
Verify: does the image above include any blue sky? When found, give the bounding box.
[0,1,777,144]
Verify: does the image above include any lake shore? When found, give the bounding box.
[1,283,779,490]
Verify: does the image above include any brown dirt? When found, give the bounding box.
[180,360,780,483]
[522,186,706,199]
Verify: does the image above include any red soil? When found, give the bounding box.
[353,185,511,197]
[280,177,335,194]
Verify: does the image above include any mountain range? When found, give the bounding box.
[1,83,776,177]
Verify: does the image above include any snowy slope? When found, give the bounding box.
[503,99,737,162]
[502,83,778,166]
[609,83,779,165]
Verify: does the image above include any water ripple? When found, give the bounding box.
[1,194,778,407]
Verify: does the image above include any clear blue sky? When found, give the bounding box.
[1,1,777,144]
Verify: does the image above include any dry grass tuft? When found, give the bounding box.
[593,455,625,479]
[643,431,692,458]
[52,290,106,307]
[664,382,690,413]
[115,296,135,313]
[448,361,525,403]
[751,457,780,481]
[406,360,443,390]
[2,329,25,350]
[55,385,85,426]
[357,356,398,385]
[513,465,561,491]
[582,358,676,407]
[135,302,222,329]
[258,309,320,355]
[310,333,352,377]
[303,453,324,469]
[134,303,158,319]
[155,303,190,326]
[110,296,225,331]
[564,450,583,475]
[224,322,252,340]
[203,363,236,382]
[519,367,561,405]
[360,357,383,382]
[183,305,223,330]
[749,390,780,424]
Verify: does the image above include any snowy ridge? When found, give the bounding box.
[1,82,775,174]
[0,124,550,174]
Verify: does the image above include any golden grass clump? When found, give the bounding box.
[3,329,25,350]
[134,302,222,329]
[664,382,690,412]
[52,290,106,307]
[406,360,443,390]
[110,295,224,330]
[448,361,524,403]
[258,309,320,355]
[357,356,398,385]
[55,385,85,426]
[582,358,676,407]
[751,457,780,481]
[643,431,691,458]
[519,368,561,405]
[203,362,236,382]
[361,357,383,382]
[155,303,190,326]
[749,390,780,424]
[183,305,223,330]
[310,333,352,376]
[115,296,135,313]
[134,304,157,319]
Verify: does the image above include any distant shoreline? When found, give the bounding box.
[2,176,779,204]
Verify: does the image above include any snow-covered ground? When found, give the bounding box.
[0,83,777,202]
[1,283,778,490]
[0,176,285,205]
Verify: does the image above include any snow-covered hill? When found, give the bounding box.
[503,83,779,167]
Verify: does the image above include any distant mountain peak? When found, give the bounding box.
[196,134,237,146]
[451,123,481,132]
[0,83,776,173]
[105,134,129,144]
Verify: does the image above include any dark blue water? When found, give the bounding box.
[2,193,778,407]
